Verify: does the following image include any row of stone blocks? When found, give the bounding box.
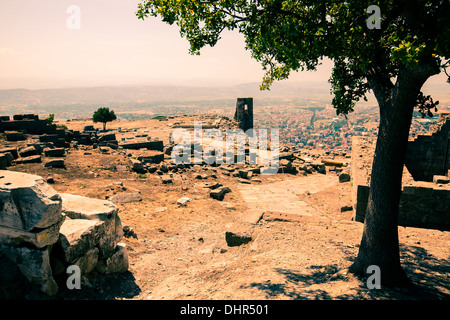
[0,170,128,297]
[353,184,450,230]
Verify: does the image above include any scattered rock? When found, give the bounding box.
[210,186,231,201]
[15,155,42,164]
[46,176,55,184]
[44,158,65,168]
[109,192,142,204]
[278,159,296,174]
[19,146,39,157]
[340,205,353,212]
[0,147,18,159]
[161,175,173,184]
[123,225,138,239]
[44,147,65,157]
[154,207,168,213]
[196,181,222,189]
[225,223,253,247]
[6,132,26,142]
[339,172,351,183]
[129,158,144,172]
[105,243,129,274]
[177,197,192,206]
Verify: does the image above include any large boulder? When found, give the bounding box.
[44,147,65,157]
[18,146,39,158]
[58,218,104,264]
[15,155,42,164]
[109,192,142,204]
[129,158,144,172]
[44,158,65,168]
[210,186,231,201]
[105,243,129,274]
[0,170,63,231]
[60,193,118,221]
[0,245,58,296]
[0,218,65,249]
[59,193,123,259]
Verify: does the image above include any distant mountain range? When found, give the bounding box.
[0,80,447,119]
[0,81,333,107]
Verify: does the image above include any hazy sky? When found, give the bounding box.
[0,0,333,90]
[0,0,447,93]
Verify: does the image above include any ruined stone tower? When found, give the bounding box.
[234,98,253,132]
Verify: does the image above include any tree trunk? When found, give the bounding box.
[103,122,107,131]
[348,98,413,287]
[348,64,439,287]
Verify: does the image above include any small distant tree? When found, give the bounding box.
[46,113,55,125]
[92,107,117,131]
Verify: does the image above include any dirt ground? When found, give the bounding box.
[4,118,450,301]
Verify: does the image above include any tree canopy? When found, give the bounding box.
[137,0,449,116]
[93,107,117,131]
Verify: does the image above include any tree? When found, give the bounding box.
[92,107,117,131]
[46,113,55,125]
[136,0,449,287]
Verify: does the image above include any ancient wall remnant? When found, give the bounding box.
[351,133,450,231]
[405,114,450,182]
[0,114,58,135]
[234,98,253,132]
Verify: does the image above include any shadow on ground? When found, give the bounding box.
[20,271,142,300]
[243,243,450,300]
[54,271,142,300]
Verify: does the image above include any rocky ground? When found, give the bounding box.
[2,117,449,301]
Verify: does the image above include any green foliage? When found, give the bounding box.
[92,107,117,130]
[333,119,348,131]
[137,0,449,116]
[47,113,55,125]
[57,124,68,130]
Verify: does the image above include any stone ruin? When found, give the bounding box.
[0,170,128,298]
[0,114,166,171]
[351,113,450,230]
[234,97,253,132]
[0,114,58,137]
[405,112,450,182]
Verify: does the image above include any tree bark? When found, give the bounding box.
[348,63,440,287]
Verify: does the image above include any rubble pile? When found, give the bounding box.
[0,170,128,298]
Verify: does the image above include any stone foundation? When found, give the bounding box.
[351,131,450,231]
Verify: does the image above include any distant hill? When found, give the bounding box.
[0,81,332,107]
[0,80,446,120]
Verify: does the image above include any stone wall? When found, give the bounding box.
[234,97,253,132]
[0,114,58,135]
[351,135,450,231]
[405,114,450,182]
